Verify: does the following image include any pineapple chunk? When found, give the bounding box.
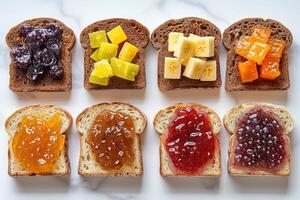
[90,42,118,61]
[168,32,184,52]
[164,57,181,79]
[89,76,110,86]
[89,60,113,86]
[173,36,195,66]
[183,57,206,79]
[89,30,107,48]
[189,34,214,57]
[118,42,139,62]
[107,25,127,44]
[200,60,217,81]
[110,58,139,81]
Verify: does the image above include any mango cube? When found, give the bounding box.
[183,57,206,79]
[107,25,127,44]
[90,42,118,61]
[118,42,139,62]
[168,32,184,52]
[238,60,258,83]
[260,56,281,80]
[89,60,113,86]
[189,34,214,57]
[246,42,270,65]
[89,30,107,48]
[164,57,181,79]
[267,38,285,59]
[110,58,139,81]
[249,25,272,44]
[235,36,252,58]
[173,36,195,66]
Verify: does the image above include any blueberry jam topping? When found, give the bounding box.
[234,108,286,170]
[11,23,63,81]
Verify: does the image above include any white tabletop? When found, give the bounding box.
[0,0,299,199]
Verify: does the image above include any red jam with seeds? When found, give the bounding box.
[165,107,216,175]
[87,111,135,171]
[234,108,286,171]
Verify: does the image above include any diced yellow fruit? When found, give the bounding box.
[107,25,127,44]
[118,42,139,62]
[89,30,108,48]
[183,57,206,79]
[164,57,181,79]
[168,32,184,52]
[189,34,215,57]
[173,36,195,66]
[92,60,113,78]
[200,60,217,81]
[89,76,110,86]
[90,42,118,61]
[110,58,139,81]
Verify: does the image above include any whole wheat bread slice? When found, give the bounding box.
[6,18,76,92]
[151,17,222,91]
[222,18,293,91]
[224,102,293,176]
[80,18,150,90]
[5,105,72,176]
[153,103,221,176]
[76,102,147,176]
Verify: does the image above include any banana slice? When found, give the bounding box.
[189,34,214,58]
[164,57,181,79]
[200,60,217,81]
[168,32,184,52]
[183,57,206,79]
[173,36,195,66]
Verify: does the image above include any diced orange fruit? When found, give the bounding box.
[246,42,270,65]
[235,36,252,58]
[267,38,285,59]
[260,56,281,80]
[238,60,259,83]
[249,25,272,44]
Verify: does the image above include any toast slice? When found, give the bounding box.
[80,18,150,90]
[153,103,221,176]
[6,18,76,92]
[76,102,147,176]
[224,103,293,176]
[5,105,72,176]
[222,18,293,91]
[151,17,222,91]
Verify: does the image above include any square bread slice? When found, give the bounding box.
[224,102,293,176]
[6,18,76,92]
[222,18,293,91]
[76,102,147,176]
[153,103,221,176]
[151,17,222,91]
[80,18,150,90]
[5,105,72,176]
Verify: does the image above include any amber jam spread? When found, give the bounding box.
[165,107,216,175]
[12,113,64,173]
[234,108,286,171]
[87,111,135,170]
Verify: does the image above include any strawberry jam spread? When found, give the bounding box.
[12,113,64,173]
[165,106,216,175]
[234,107,286,171]
[87,111,135,171]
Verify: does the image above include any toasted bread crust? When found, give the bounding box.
[5,105,72,176]
[6,18,76,92]
[80,18,150,90]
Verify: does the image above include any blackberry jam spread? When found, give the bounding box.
[165,106,216,175]
[234,107,286,171]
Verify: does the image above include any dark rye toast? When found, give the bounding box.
[222,18,293,91]
[80,18,150,90]
[6,18,75,92]
[151,17,222,91]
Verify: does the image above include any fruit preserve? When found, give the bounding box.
[87,111,135,171]
[234,108,286,171]
[165,106,216,175]
[12,113,64,173]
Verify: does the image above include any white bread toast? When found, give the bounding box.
[224,102,293,176]
[76,102,147,176]
[153,103,221,176]
[5,105,72,176]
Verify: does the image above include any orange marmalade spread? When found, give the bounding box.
[87,111,135,171]
[12,113,64,173]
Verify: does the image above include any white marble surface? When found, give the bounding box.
[0,0,299,199]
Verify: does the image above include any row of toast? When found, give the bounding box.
[5,102,293,176]
[7,17,292,92]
